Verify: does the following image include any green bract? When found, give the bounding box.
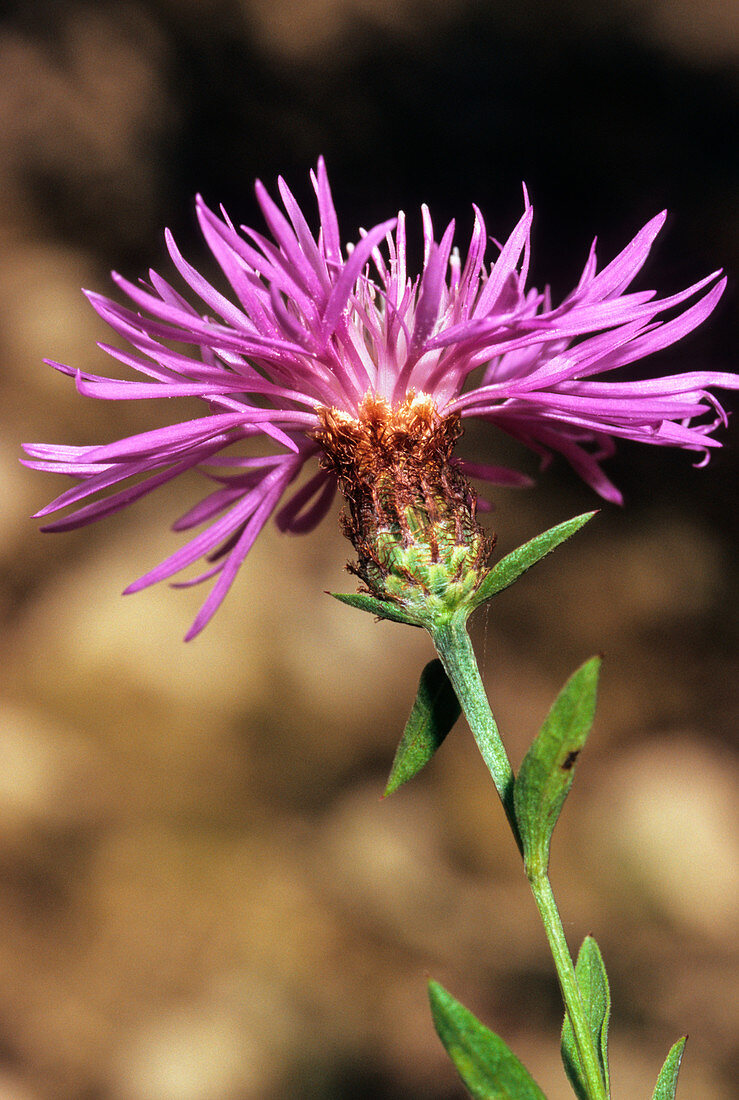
[376,509,490,627]
[334,511,597,631]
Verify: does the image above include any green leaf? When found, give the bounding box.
[384,660,460,796]
[561,936,611,1099]
[514,657,601,875]
[331,591,419,626]
[429,981,548,1100]
[471,512,597,611]
[651,1037,687,1100]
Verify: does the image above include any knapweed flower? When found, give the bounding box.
[25,159,736,637]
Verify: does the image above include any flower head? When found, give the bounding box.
[25,159,735,637]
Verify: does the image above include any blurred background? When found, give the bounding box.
[0,1,737,1097]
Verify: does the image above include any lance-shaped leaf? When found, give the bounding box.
[331,590,420,626]
[429,981,548,1100]
[514,657,601,876]
[561,936,611,1100]
[384,659,460,796]
[651,1037,687,1100]
[470,512,597,612]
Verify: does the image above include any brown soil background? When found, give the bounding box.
[0,2,736,1097]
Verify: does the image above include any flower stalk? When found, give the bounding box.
[431,613,608,1099]
[430,613,519,847]
[351,457,608,1095]
[527,870,609,1100]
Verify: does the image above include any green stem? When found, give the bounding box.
[431,613,520,851]
[433,614,607,1100]
[528,870,608,1100]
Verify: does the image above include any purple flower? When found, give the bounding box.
[25,159,735,638]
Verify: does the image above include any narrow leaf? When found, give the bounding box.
[651,1037,687,1100]
[561,936,611,1099]
[331,590,419,626]
[471,512,597,610]
[429,981,548,1100]
[514,657,601,875]
[385,660,460,796]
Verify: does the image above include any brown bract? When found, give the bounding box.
[314,392,492,595]
[314,392,460,488]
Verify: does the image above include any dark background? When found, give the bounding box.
[0,2,736,1098]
